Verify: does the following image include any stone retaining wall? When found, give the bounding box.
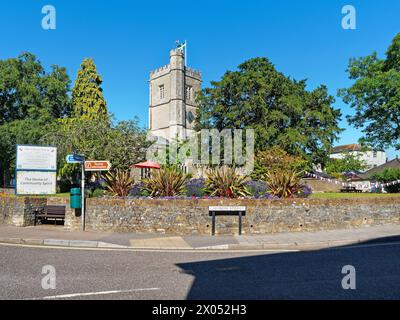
[1,196,399,235]
[0,197,46,226]
[78,197,400,235]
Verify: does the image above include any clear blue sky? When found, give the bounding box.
[1,0,399,158]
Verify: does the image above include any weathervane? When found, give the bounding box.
[175,40,187,67]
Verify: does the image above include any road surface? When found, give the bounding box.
[0,240,399,300]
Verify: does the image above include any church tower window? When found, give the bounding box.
[159,85,165,100]
[185,85,192,101]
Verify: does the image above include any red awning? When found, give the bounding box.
[131,161,161,169]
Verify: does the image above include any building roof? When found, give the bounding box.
[330,144,362,154]
[358,158,400,180]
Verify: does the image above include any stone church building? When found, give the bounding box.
[149,46,202,142]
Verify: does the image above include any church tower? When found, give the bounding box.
[149,44,202,142]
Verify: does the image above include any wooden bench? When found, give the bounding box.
[208,206,246,236]
[35,205,66,225]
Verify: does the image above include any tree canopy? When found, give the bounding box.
[251,146,310,181]
[0,52,71,124]
[195,57,342,164]
[44,116,149,190]
[0,53,149,190]
[371,168,400,193]
[71,58,108,121]
[339,32,400,150]
[324,153,367,178]
[0,53,71,183]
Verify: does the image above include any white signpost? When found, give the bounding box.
[16,145,57,196]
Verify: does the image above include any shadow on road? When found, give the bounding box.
[177,236,400,300]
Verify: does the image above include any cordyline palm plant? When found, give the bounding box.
[143,166,189,197]
[205,166,250,198]
[103,169,135,197]
[266,170,304,198]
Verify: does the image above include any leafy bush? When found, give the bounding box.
[205,166,250,198]
[266,170,304,198]
[89,188,105,198]
[325,153,367,177]
[252,146,310,181]
[103,169,135,197]
[186,178,206,197]
[129,182,145,197]
[143,167,189,197]
[298,185,313,198]
[245,180,268,198]
[371,168,400,193]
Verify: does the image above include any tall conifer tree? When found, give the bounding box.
[72,58,108,121]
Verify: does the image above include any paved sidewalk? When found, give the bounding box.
[0,224,400,250]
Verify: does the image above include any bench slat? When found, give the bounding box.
[35,205,66,225]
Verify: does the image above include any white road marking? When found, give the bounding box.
[27,287,160,300]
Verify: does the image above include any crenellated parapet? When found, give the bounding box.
[150,64,170,79]
[185,67,202,80]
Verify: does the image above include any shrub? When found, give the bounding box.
[205,166,250,198]
[90,188,105,198]
[371,168,400,193]
[103,169,135,197]
[298,185,313,198]
[325,153,367,177]
[143,167,189,197]
[266,170,304,198]
[186,178,206,197]
[252,146,310,181]
[245,180,268,198]
[129,182,145,197]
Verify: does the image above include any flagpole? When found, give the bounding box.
[184,40,187,67]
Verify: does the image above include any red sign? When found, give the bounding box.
[84,161,111,171]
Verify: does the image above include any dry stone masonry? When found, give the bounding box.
[1,196,399,235]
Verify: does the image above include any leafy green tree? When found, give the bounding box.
[43,116,149,191]
[251,146,310,181]
[71,58,108,121]
[324,153,367,178]
[46,57,111,189]
[339,33,400,150]
[195,57,342,164]
[0,52,70,185]
[107,118,151,170]
[371,168,400,193]
[0,113,57,169]
[0,52,71,124]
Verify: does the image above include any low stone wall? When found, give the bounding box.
[1,196,400,235]
[0,196,73,227]
[0,197,22,225]
[0,188,15,195]
[0,196,47,226]
[72,197,400,235]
